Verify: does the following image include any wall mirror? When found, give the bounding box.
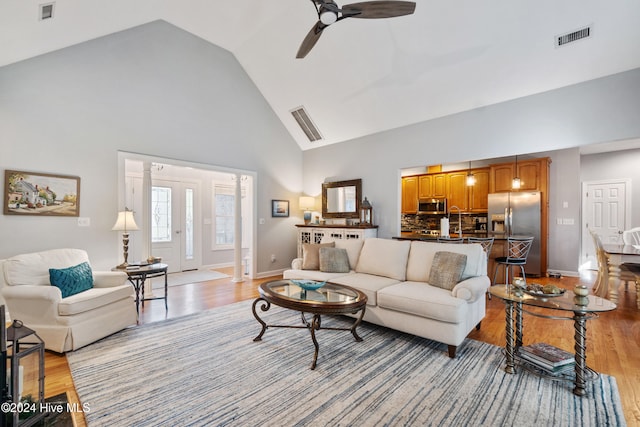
[322,179,361,219]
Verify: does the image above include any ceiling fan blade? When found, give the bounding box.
[341,1,416,19]
[297,21,327,58]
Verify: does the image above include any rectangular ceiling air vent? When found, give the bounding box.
[556,25,592,47]
[291,106,323,142]
[39,2,55,21]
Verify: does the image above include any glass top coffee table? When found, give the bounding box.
[252,280,367,370]
[489,284,616,396]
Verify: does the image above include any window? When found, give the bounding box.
[152,186,171,243]
[185,188,194,259]
[214,186,235,247]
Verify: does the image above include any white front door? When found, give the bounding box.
[581,179,630,268]
[152,180,201,273]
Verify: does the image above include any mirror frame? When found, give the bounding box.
[322,179,362,219]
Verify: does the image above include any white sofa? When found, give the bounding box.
[283,238,490,357]
[1,248,137,353]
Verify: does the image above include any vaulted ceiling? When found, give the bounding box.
[2,1,640,151]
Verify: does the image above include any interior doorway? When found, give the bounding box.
[118,152,256,279]
[581,179,631,269]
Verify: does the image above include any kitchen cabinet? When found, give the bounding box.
[418,174,446,198]
[468,169,489,212]
[490,158,549,193]
[446,168,490,213]
[402,176,418,213]
[446,171,469,211]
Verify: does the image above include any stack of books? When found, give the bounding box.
[519,342,575,373]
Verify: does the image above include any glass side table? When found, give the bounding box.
[489,284,616,396]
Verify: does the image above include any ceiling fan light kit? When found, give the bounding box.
[296,0,417,58]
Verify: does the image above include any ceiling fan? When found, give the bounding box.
[296,0,416,58]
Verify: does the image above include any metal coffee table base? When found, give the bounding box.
[252,298,366,370]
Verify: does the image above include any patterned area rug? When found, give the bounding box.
[67,300,626,426]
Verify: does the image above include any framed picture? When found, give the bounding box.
[4,170,81,217]
[271,199,289,217]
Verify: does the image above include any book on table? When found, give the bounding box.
[519,342,575,371]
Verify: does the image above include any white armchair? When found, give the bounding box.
[1,248,136,352]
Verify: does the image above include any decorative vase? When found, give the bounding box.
[574,284,589,296]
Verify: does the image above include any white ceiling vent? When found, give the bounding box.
[291,106,323,142]
[556,25,592,47]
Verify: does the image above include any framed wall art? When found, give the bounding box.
[4,170,81,217]
[271,199,289,217]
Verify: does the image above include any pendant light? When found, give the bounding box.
[512,155,521,189]
[466,161,476,186]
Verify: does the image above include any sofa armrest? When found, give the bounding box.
[93,271,127,288]
[452,276,490,302]
[2,285,63,324]
[291,258,303,270]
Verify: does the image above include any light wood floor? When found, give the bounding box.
[45,268,640,426]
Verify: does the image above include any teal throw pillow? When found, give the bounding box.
[49,261,94,298]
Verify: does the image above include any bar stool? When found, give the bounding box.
[437,237,464,244]
[467,237,494,256]
[492,236,534,288]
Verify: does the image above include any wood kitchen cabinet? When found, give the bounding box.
[446,168,490,213]
[468,168,489,212]
[402,176,418,213]
[490,158,549,193]
[446,171,469,211]
[418,174,446,198]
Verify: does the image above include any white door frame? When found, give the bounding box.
[580,178,632,268]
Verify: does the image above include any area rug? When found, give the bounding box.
[67,300,626,427]
[151,269,230,289]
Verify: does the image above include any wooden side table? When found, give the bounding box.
[114,263,168,320]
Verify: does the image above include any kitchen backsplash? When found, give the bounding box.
[401,214,488,234]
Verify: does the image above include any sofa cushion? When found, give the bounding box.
[406,241,485,282]
[321,238,364,271]
[58,285,133,316]
[49,261,94,298]
[319,248,350,273]
[378,281,467,323]
[302,242,335,270]
[330,273,400,306]
[355,238,411,281]
[4,248,90,287]
[428,251,467,290]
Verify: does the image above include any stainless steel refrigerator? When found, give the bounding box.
[488,192,542,276]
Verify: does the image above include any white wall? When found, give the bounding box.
[303,68,640,273]
[0,20,303,273]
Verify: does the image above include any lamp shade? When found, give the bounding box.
[112,210,139,232]
[299,196,315,211]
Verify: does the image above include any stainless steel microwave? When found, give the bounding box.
[418,198,447,214]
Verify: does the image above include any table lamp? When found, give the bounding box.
[299,196,315,225]
[112,209,139,269]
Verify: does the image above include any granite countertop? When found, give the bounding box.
[395,231,500,241]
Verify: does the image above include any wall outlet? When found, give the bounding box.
[77,217,90,227]
[270,254,276,263]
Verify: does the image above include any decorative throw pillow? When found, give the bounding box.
[302,242,335,270]
[428,251,468,291]
[319,247,350,273]
[49,261,94,298]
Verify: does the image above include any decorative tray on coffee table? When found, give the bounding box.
[522,284,566,298]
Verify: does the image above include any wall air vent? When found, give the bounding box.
[39,2,55,21]
[291,106,323,142]
[556,25,592,47]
